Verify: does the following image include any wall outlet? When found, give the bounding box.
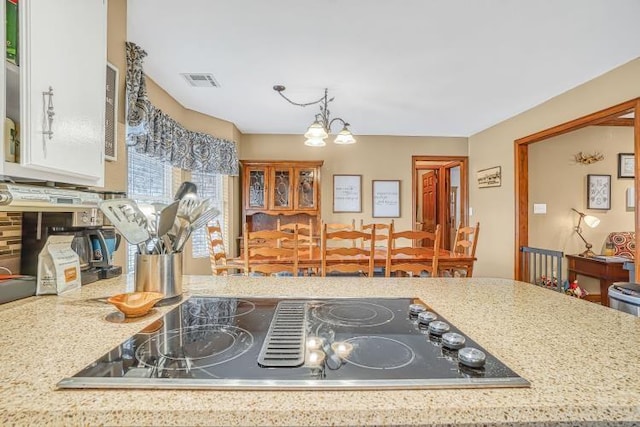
[533,203,547,214]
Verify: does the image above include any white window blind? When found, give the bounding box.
[190,170,225,258]
[126,148,180,272]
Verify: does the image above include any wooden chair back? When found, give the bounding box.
[442,222,480,277]
[360,219,394,249]
[323,220,356,248]
[207,220,229,276]
[452,222,480,257]
[321,224,375,277]
[243,223,299,276]
[277,217,314,259]
[385,223,442,277]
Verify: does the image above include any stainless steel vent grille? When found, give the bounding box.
[180,73,220,88]
[257,301,306,367]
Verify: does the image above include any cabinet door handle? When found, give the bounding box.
[42,86,55,140]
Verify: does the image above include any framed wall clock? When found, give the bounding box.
[587,174,611,210]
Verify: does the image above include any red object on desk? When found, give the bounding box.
[566,254,629,307]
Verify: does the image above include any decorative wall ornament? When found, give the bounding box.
[124,42,239,175]
[477,166,501,188]
[573,151,604,165]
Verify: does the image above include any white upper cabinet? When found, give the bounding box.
[2,0,107,187]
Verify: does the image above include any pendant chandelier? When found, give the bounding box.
[273,85,356,147]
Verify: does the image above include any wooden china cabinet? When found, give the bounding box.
[240,160,323,234]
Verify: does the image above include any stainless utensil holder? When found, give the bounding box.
[135,252,183,299]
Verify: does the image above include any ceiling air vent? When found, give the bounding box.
[180,73,220,88]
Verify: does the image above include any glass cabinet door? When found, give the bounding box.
[295,168,317,210]
[247,167,268,209]
[271,167,293,210]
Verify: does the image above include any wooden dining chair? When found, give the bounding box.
[323,220,357,248]
[207,221,245,276]
[386,224,442,277]
[440,222,480,277]
[278,217,316,275]
[277,217,315,260]
[321,224,375,277]
[360,220,394,249]
[243,223,299,276]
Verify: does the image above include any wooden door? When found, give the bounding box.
[422,171,437,233]
[449,186,458,247]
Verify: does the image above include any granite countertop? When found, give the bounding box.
[1,275,639,426]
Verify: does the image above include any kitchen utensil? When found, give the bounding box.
[174,207,221,252]
[173,181,197,201]
[177,194,199,220]
[189,197,216,223]
[107,291,164,318]
[135,252,183,300]
[157,201,180,253]
[98,199,150,254]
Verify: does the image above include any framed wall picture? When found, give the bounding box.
[105,62,119,161]
[372,180,400,218]
[477,166,501,188]
[617,153,634,178]
[333,175,362,213]
[587,174,611,210]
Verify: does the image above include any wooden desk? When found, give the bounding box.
[566,255,629,307]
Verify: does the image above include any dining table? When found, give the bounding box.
[227,245,476,276]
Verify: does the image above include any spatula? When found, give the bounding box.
[174,207,221,252]
[157,201,180,253]
[99,199,150,254]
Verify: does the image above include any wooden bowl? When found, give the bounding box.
[107,292,164,318]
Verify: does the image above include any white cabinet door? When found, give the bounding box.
[21,0,106,186]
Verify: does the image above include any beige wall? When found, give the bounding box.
[104,0,240,275]
[103,0,128,271]
[528,126,634,291]
[469,57,640,279]
[240,134,468,232]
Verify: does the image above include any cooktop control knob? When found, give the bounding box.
[441,332,466,350]
[458,347,486,368]
[417,311,437,325]
[428,320,450,336]
[408,304,426,316]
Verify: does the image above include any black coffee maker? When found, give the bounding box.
[21,211,116,285]
[89,227,123,279]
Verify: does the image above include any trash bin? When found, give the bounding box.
[608,283,640,316]
[623,261,635,282]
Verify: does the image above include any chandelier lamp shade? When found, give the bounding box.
[273,85,356,147]
[571,208,601,257]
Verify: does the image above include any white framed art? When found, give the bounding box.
[372,180,400,218]
[333,174,362,213]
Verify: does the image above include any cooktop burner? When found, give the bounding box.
[57,296,530,390]
[312,301,395,327]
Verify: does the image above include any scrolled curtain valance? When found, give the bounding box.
[125,42,239,176]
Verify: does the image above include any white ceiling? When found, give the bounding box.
[127,0,640,137]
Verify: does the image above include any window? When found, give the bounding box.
[189,170,225,258]
[126,148,178,272]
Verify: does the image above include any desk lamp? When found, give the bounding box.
[571,208,600,257]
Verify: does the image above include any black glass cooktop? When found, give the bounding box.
[57,297,529,390]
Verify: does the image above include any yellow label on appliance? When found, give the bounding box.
[64,267,78,282]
